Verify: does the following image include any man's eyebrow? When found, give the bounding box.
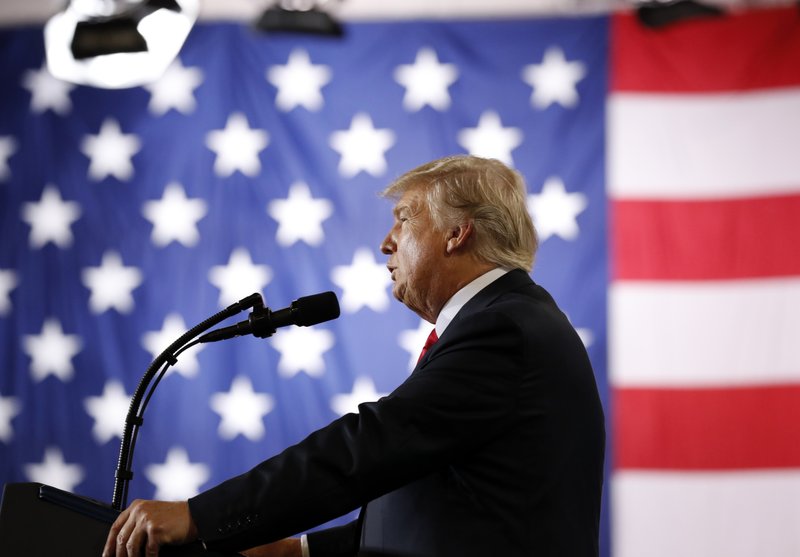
[393,198,421,218]
[393,204,409,218]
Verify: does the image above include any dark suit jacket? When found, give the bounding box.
[188,270,605,556]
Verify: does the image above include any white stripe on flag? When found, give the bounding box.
[609,88,800,199]
[613,470,800,557]
[610,278,800,386]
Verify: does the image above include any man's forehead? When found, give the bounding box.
[392,188,424,215]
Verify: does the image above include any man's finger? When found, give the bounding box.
[145,531,162,557]
[115,516,138,557]
[126,521,149,557]
[103,508,129,557]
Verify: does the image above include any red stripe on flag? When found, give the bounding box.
[614,385,800,470]
[611,7,800,92]
[612,194,800,280]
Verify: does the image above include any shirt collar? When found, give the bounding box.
[435,267,509,337]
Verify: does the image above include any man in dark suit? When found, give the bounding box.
[103,155,605,557]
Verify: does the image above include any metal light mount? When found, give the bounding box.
[634,0,725,28]
[45,0,199,89]
[256,0,344,36]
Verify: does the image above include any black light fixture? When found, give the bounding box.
[636,0,725,29]
[71,16,148,59]
[256,1,344,37]
[70,0,185,59]
[45,0,198,88]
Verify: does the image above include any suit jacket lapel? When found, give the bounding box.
[416,269,534,367]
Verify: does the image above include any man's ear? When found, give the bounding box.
[445,221,474,254]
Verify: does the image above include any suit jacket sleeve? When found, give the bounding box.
[305,521,360,557]
[188,306,545,553]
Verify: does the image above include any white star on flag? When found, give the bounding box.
[83,380,130,444]
[267,182,333,247]
[24,447,85,492]
[394,47,459,112]
[267,48,332,111]
[457,110,523,167]
[142,182,207,248]
[522,46,587,109]
[330,113,395,178]
[398,319,435,372]
[144,58,204,115]
[527,176,588,242]
[80,118,141,181]
[23,318,82,382]
[21,184,81,249]
[210,375,274,441]
[208,247,272,307]
[0,268,19,315]
[82,250,143,314]
[145,447,210,500]
[331,248,392,313]
[331,376,389,416]
[21,63,74,115]
[0,135,18,181]
[271,327,335,378]
[142,313,203,378]
[0,392,22,442]
[206,112,269,178]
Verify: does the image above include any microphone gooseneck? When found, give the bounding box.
[112,292,265,510]
[111,290,339,510]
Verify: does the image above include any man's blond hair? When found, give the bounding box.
[382,155,538,272]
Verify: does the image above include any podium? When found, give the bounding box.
[0,482,237,556]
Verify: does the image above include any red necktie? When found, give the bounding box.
[417,328,438,364]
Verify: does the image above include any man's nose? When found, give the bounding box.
[380,231,395,254]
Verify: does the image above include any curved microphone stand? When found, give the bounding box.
[111,293,264,511]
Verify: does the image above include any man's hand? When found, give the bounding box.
[102,499,198,557]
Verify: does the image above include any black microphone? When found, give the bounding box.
[198,291,340,343]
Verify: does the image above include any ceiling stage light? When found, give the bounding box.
[256,1,344,37]
[45,0,198,89]
[635,0,725,28]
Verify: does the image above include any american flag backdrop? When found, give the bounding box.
[609,7,800,557]
[0,4,797,557]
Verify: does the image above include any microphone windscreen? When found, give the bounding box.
[294,291,340,326]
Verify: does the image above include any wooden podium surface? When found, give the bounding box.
[0,482,237,556]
